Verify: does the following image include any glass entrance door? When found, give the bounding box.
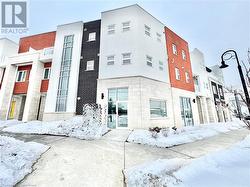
[108,88,128,129]
[180,97,194,126]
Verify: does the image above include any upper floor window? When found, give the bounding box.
[219,86,224,97]
[156,33,161,42]
[43,68,51,80]
[107,24,115,34]
[212,84,218,95]
[172,44,177,55]
[122,53,131,64]
[88,32,96,41]
[185,72,190,83]
[86,60,94,71]
[16,71,26,82]
[182,50,186,60]
[159,61,163,71]
[145,25,151,36]
[175,68,180,80]
[107,55,115,65]
[122,21,130,32]
[146,55,153,67]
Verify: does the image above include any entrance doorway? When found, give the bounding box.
[108,88,128,129]
[180,97,194,126]
[9,101,16,119]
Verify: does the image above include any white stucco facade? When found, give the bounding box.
[43,22,83,121]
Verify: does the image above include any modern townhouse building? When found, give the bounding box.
[0,32,55,121]
[165,27,199,127]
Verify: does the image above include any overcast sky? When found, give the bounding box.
[3,0,250,87]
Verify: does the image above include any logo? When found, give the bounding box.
[1,1,28,34]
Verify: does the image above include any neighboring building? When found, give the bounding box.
[165,27,199,127]
[97,5,174,129]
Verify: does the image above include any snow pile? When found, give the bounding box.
[0,136,49,186]
[125,135,250,187]
[0,120,22,128]
[3,107,108,140]
[127,120,245,148]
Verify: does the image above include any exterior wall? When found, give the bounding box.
[171,87,199,127]
[165,27,195,92]
[40,62,52,93]
[97,76,174,129]
[99,5,169,83]
[76,20,101,115]
[0,38,18,67]
[13,65,32,94]
[43,22,83,121]
[18,32,56,53]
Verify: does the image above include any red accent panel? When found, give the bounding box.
[165,27,195,92]
[18,31,56,53]
[13,65,32,94]
[44,62,52,68]
[40,80,49,92]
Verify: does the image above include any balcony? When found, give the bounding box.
[40,47,54,62]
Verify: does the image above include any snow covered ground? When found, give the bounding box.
[3,116,108,140]
[127,120,245,148]
[0,136,49,187]
[0,120,22,128]
[125,134,250,187]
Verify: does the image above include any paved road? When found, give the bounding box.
[1,128,249,187]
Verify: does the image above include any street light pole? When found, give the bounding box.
[220,50,250,114]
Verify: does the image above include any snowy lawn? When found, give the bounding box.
[3,116,108,140]
[0,120,23,128]
[0,136,49,186]
[127,120,245,148]
[124,134,250,187]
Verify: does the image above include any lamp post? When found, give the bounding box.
[220,49,250,114]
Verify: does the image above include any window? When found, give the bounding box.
[43,47,53,56]
[185,72,190,83]
[156,33,161,42]
[219,86,224,97]
[122,53,131,64]
[172,44,177,55]
[107,55,115,65]
[43,68,51,79]
[108,24,115,34]
[86,60,94,71]
[88,32,96,41]
[122,21,130,32]
[175,68,180,80]
[182,50,186,60]
[146,55,153,67]
[159,61,163,71]
[150,99,167,118]
[145,25,151,36]
[56,35,74,112]
[16,71,26,82]
[212,84,218,95]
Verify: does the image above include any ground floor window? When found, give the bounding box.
[108,88,128,128]
[150,99,167,118]
[180,97,194,126]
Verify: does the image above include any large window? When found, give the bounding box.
[150,99,167,118]
[16,71,26,82]
[56,35,74,112]
[172,44,177,55]
[43,68,51,79]
[175,67,180,80]
[122,53,131,64]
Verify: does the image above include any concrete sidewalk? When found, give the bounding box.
[9,128,249,187]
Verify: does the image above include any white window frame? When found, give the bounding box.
[156,32,161,42]
[107,55,115,65]
[172,44,177,55]
[108,24,115,35]
[175,68,180,80]
[43,68,51,80]
[122,21,130,32]
[182,49,186,60]
[150,99,167,118]
[16,70,26,82]
[88,32,96,41]
[145,25,151,36]
[86,60,94,71]
[122,53,131,65]
[146,55,153,67]
[185,72,190,83]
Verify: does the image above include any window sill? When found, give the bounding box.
[85,69,94,71]
[150,117,168,120]
[86,40,96,42]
